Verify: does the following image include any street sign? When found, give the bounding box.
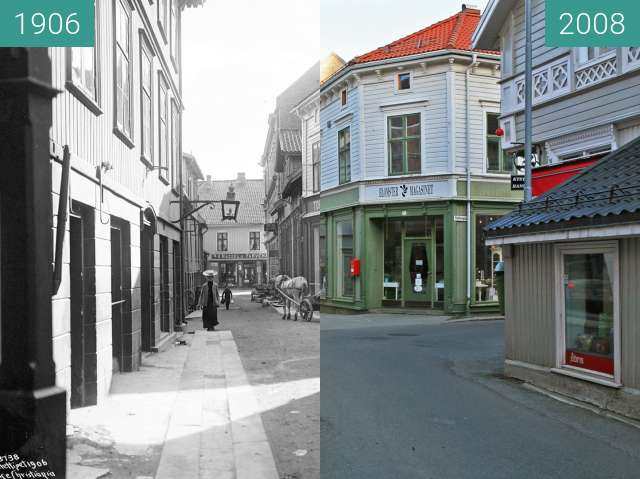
[511,175,525,190]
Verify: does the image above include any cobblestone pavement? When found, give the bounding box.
[66,289,319,479]
[217,291,320,479]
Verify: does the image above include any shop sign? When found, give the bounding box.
[264,223,277,233]
[565,351,614,375]
[209,252,267,260]
[362,180,455,203]
[454,215,467,222]
[269,257,280,277]
[511,175,525,191]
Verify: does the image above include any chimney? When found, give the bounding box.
[237,172,246,183]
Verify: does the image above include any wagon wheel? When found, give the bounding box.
[299,299,313,322]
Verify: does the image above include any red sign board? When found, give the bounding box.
[532,156,603,197]
[565,350,614,376]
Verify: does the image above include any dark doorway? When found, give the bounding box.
[173,240,182,328]
[70,209,97,408]
[111,225,123,373]
[140,225,154,352]
[160,236,170,333]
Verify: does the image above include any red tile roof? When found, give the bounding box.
[352,6,499,65]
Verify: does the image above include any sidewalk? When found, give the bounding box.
[67,328,278,479]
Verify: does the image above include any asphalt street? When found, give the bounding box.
[321,315,640,479]
[219,291,320,479]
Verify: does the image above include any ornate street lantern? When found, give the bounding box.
[221,184,240,221]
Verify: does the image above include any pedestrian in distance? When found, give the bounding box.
[221,284,233,310]
[198,270,220,331]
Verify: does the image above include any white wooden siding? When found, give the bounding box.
[204,225,267,255]
[362,70,450,177]
[49,0,181,221]
[496,0,640,146]
[320,86,361,190]
[453,71,502,175]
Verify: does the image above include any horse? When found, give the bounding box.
[274,274,308,321]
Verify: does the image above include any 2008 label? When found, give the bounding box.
[546,0,640,47]
[559,12,625,36]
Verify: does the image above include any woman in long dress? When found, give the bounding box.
[198,271,220,331]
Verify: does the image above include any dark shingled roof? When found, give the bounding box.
[198,179,265,225]
[279,129,302,153]
[487,136,640,236]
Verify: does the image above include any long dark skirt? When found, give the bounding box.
[202,306,219,329]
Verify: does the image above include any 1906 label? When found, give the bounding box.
[0,0,94,47]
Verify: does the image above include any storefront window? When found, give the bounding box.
[336,220,354,297]
[562,250,616,376]
[383,220,403,302]
[435,216,444,303]
[475,215,503,303]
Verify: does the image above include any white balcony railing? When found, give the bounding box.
[575,53,617,90]
[502,48,640,114]
[504,56,570,113]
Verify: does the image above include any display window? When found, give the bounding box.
[336,220,354,298]
[475,215,503,303]
[556,242,619,381]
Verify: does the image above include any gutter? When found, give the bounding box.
[52,146,70,295]
[321,49,499,92]
[465,54,479,311]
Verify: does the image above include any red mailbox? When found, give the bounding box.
[350,258,361,277]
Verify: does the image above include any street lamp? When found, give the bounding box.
[171,184,240,223]
[221,184,240,221]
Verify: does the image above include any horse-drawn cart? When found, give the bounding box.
[299,291,320,322]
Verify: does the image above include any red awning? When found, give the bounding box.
[532,154,607,197]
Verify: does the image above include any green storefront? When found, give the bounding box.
[320,178,521,315]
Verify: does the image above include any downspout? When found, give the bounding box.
[52,146,71,295]
[179,138,185,323]
[465,53,478,312]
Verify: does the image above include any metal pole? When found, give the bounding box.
[524,0,533,202]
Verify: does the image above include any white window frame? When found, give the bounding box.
[66,1,101,115]
[500,116,516,150]
[500,13,514,77]
[249,231,260,251]
[217,232,229,252]
[337,126,351,184]
[574,47,616,68]
[395,71,412,93]
[483,108,509,176]
[553,241,621,387]
[383,108,425,177]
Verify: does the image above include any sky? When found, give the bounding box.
[182,0,489,182]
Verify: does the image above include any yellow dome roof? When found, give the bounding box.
[320,52,346,84]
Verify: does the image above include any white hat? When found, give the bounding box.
[203,270,217,278]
